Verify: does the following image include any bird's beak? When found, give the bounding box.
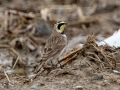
[61,21,67,25]
[64,22,67,25]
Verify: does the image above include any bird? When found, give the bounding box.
[34,21,67,73]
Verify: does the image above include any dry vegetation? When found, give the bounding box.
[0,0,120,90]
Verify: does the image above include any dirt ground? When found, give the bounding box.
[0,0,120,90]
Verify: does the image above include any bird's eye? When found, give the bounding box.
[55,21,66,31]
[57,24,61,30]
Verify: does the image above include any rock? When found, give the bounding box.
[91,74,103,80]
[35,18,52,35]
[74,85,83,90]
[113,70,120,75]
[31,84,37,89]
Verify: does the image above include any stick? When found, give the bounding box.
[10,48,20,69]
[4,70,10,82]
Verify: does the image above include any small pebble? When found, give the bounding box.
[74,85,83,90]
[113,70,120,75]
[91,74,103,80]
[31,85,37,89]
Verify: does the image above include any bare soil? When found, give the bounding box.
[0,0,120,90]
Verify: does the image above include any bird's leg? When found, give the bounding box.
[57,58,63,69]
[44,58,55,69]
[50,59,54,68]
[47,58,57,69]
[34,61,45,74]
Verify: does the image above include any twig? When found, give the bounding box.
[10,48,20,69]
[4,70,10,82]
[4,10,8,31]
[88,56,105,70]
[91,44,113,67]
[0,44,9,48]
[27,68,45,82]
[60,53,78,67]
[8,9,35,18]
[12,56,19,69]
[57,47,82,64]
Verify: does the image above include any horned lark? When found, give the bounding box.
[34,21,67,73]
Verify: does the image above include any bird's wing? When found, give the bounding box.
[42,35,66,60]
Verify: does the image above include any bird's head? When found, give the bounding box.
[54,21,67,34]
